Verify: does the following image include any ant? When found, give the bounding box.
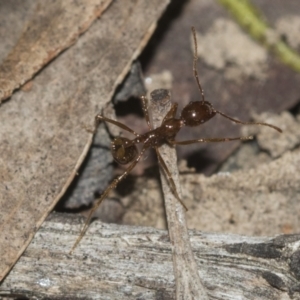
[69,26,282,253]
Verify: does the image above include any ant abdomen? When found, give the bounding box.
[111,137,138,164]
[181,101,216,126]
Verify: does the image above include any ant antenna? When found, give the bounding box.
[215,110,282,133]
[191,26,205,104]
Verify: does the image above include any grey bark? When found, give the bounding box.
[1,213,300,300]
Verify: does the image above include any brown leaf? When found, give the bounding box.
[0,0,113,102]
[0,0,170,281]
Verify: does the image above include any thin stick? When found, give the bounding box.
[141,96,152,130]
[150,91,209,300]
[155,148,188,211]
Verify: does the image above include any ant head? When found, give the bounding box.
[111,137,138,165]
[181,101,216,127]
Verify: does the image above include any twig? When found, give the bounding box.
[218,0,300,72]
[150,89,209,300]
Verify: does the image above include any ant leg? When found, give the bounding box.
[163,103,178,122]
[155,147,188,211]
[69,146,147,254]
[96,114,140,136]
[215,110,282,133]
[169,136,253,145]
[141,96,152,130]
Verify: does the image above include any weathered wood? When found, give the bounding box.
[1,212,300,299]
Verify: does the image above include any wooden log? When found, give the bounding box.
[1,212,300,299]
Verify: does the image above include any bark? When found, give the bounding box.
[1,213,299,300]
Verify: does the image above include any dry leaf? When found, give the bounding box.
[0,0,113,102]
[0,0,170,281]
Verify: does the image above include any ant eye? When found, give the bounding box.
[181,101,216,127]
[111,137,138,165]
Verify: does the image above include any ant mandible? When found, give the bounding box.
[69,26,282,253]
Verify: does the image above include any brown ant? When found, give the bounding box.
[69,27,282,253]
